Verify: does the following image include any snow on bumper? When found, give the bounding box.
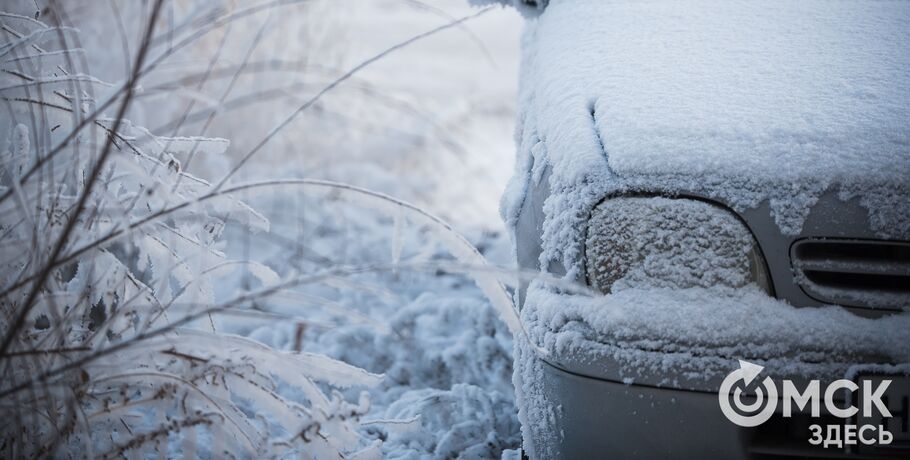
[520,282,910,390]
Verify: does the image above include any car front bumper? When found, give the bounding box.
[515,286,910,459]
[522,351,910,460]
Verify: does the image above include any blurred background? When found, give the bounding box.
[48,0,521,230]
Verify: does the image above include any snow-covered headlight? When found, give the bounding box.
[584,197,772,294]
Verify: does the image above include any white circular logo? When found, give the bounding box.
[718,360,778,427]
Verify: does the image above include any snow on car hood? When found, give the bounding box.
[503,0,910,276]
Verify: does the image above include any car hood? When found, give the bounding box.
[537,0,910,183]
[508,0,910,275]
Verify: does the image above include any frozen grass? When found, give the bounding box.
[0,1,526,458]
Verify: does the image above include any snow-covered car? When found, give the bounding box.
[498,1,910,458]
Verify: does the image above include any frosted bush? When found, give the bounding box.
[0,2,530,458]
[0,8,387,458]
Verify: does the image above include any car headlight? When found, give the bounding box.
[584,197,772,294]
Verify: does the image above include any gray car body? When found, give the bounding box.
[515,166,908,459]
[508,1,910,459]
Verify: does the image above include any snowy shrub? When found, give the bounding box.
[0,7,385,458]
[1,1,526,458]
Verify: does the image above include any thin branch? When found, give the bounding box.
[0,0,166,358]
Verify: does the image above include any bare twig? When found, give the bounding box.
[0,0,166,359]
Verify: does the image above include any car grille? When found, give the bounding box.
[790,239,910,311]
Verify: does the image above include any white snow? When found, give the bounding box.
[202,3,529,457]
[514,281,910,458]
[2,0,528,457]
[255,291,521,458]
[10,0,908,457]
[524,283,910,383]
[506,0,910,276]
[505,5,910,455]
[585,197,758,292]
